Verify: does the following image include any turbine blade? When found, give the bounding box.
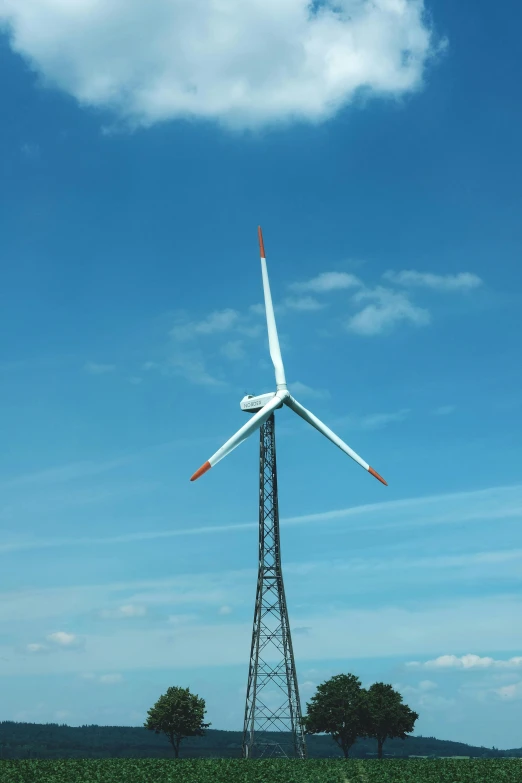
[258,226,286,389]
[285,395,387,485]
[190,394,281,481]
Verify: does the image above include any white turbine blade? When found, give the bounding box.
[190,394,281,481]
[285,395,388,485]
[258,226,286,390]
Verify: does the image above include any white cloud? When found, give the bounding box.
[283,296,325,311]
[167,613,199,625]
[5,595,522,675]
[220,340,246,361]
[494,682,522,701]
[150,351,227,387]
[432,405,456,416]
[2,482,522,555]
[100,604,146,619]
[99,673,123,685]
[171,309,240,341]
[290,272,362,293]
[347,286,430,335]
[21,142,40,159]
[26,643,47,654]
[407,654,522,670]
[383,270,483,291]
[418,679,438,691]
[0,1,440,131]
[47,631,78,647]
[218,605,233,615]
[354,408,410,430]
[290,381,330,399]
[81,672,123,685]
[84,362,116,375]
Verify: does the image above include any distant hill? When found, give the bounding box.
[0,722,520,760]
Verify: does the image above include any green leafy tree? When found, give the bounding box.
[302,673,366,758]
[144,686,210,758]
[362,682,418,759]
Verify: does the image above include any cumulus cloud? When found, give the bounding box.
[47,631,79,647]
[0,1,440,130]
[290,272,362,293]
[347,286,430,335]
[407,654,522,670]
[383,270,483,291]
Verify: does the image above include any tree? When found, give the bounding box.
[302,673,366,758]
[144,686,210,758]
[362,682,418,759]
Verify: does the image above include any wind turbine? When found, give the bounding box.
[190,227,387,760]
[190,226,387,488]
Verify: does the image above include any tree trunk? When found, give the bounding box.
[377,737,384,759]
[169,735,180,758]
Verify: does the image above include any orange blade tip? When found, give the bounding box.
[258,226,265,259]
[369,466,387,486]
[190,461,211,482]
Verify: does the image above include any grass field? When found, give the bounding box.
[0,758,521,783]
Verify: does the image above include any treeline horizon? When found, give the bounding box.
[0,721,520,760]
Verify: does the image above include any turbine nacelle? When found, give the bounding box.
[190,227,387,487]
[240,392,285,413]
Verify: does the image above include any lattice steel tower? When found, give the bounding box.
[242,413,307,759]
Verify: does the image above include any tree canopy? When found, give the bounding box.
[302,673,366,757]
[363,682,419,759]
[144,686,210,758]
[302,674,419,759]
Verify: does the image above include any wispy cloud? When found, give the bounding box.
[100,604,147,619]
[1,484,521,555]
[147,305,264,386]
[84,362,116,375]
[334,408,410,430]
[383,270,483,291]
[283,296,326,311]
[494,682,522,701]
[347,287,430,336]
[81,672,123,685]
[290,381,330,400]
[171,309,240,341]
[24,632,83,655]
[289,272,362,293]
[21,142,40,159]
[220,340,246,361]
[407,655,522,670]
[432,405,456,416]
[5,595,521,675]
[0,457,131,490]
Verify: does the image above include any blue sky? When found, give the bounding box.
[1,0,522,751]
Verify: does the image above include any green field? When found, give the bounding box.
[1,758,521,783]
